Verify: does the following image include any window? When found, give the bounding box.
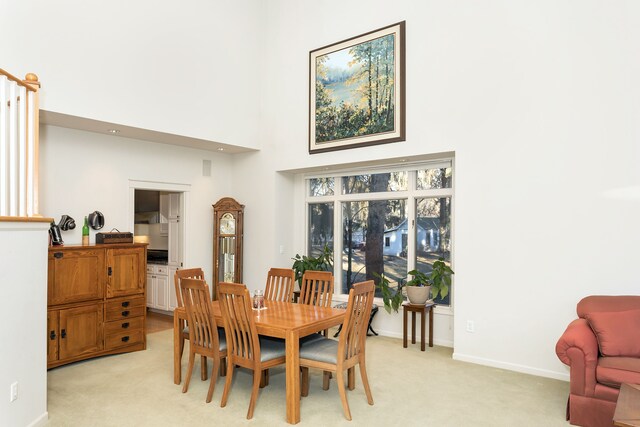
[305,160,454,306]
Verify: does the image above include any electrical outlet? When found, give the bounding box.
[10,382,18,402]
[466,320,475,333]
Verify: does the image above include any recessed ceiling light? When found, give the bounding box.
[107,129,120,134]
[217,147,224,151]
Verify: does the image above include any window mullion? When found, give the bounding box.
[408,171,417,274]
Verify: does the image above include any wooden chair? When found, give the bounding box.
[299,280,375,421]
[300,270,334,337]
[174,268,209,381]
[264,267,295,302]
[180,278,227,403]
[218,282,286,419]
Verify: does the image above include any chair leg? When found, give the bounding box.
[322,371,331,390]
[206,357,219,403]
[335,369,352,421]
[182,350,196,393]
[201,356,208,381]
[246,368,262,419]
[220,357,227,377]
[359,359,374,405]
[179,335,185,358]
[260,369,269,388]
[220,360,234,408]
[348,367,355,390]
[301,367,309,397]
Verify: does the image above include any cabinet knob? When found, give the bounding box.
[50,330,56,340]
[121,336,130,343]
[54,252,63,259]
[60,329,66,339]
[121,310,130,317]
[121,301,130,307]
[121,322,130,329]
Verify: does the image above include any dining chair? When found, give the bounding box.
[180,278,227,403]
[299,270,334,338]
[218,282,287,420]
[299,280,375,421]
[174,268,210,381]
[264,267,295,302]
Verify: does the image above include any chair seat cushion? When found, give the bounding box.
[300,333,325,345]
[596,357,640,388]
[299,338,338,364]
[259,337,286,362]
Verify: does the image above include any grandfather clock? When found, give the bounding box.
[212,197,244,299]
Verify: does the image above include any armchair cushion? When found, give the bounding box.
[584,309,640,357]
[596,357,640,388]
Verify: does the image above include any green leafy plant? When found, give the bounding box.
[375,258,454,313]
[291,244,333,286]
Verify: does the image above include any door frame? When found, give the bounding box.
[128,180,190,267]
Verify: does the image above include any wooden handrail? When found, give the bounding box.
[0,69,39,92]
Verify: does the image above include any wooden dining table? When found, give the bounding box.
[173,300,346,424]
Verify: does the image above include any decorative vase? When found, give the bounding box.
[406,285,431,305]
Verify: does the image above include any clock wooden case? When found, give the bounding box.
[212,197,244,298]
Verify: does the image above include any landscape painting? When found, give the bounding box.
[309,21,405,154]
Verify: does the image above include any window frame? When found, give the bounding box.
[303,159,455,315]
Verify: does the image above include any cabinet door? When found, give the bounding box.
[155,274,169,311]
[168,267,179,311]
[168,193,180,219]
[107,247,145,298]
[159,193,169,223]
[146,273,155,308]
[47,311,59,363]
[168,219,181,266]
[59,303,104,360]
[48,249,105,305]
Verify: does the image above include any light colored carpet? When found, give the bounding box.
[46,330,570,426]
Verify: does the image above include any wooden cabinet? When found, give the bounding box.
[212,197,244,299]
[47,243,147,369]
[107,247,145,298]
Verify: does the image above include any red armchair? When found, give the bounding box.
[555,295,640,427]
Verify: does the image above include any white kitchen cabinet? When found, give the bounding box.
[159,193,169,236]
[168,219,181,266]
[168,266,179,311]
[146,264,170,311]
[168,193,180,220]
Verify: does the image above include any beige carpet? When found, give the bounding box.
[46,330,570,426]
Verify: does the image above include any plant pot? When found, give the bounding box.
[406,285,431,305]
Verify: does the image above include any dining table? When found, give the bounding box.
[173,300,346,424]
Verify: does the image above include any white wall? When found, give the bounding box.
[0,221,49,427]
[39,125,234,285]
[229,0,640,380]
[0,0,265,149]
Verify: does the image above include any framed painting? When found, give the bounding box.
[309,21,405,154]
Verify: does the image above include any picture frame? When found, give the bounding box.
[309,21,406,154]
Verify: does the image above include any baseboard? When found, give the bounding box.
[373,329,453,348]
[28,411,48,427]
[452,352,570,381]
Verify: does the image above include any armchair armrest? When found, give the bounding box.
[556,318,599,396]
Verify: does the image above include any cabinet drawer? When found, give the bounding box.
[105,328,144,350]
[155,266,168,275]
[106,296,145,321]
[105,317,144,336]
[146,266,154,274]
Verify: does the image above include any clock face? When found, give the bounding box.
[220,213,236,235]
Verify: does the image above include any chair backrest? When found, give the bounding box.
[299,270,334,308]
[218,282,260,366]
[264,268,295,302]
[338,280,375,362]
[180,278,220,352]
[174,267,205,308]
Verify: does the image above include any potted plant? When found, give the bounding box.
[375,258,454,313]
[291,244,333,287]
